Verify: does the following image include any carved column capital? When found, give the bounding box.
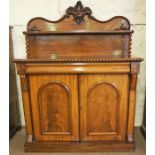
[16,63,26,75]
[131,62,140,74]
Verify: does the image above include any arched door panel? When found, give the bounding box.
[79,74,129,141]
[29,74,79,141]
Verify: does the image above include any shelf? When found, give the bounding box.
[23,30,134,35]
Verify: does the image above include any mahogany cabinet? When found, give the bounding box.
[15,1,143,152]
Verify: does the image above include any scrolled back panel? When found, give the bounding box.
[24,1,132,59]
[26,1,130,32]
[27,16,130,32]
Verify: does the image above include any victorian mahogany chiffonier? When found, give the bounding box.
[14,1,143,152]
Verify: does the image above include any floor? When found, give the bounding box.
[9,128,145,155]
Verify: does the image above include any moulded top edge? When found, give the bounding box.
[14,57,143,63]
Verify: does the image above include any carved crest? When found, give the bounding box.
[66,1,92,24]
[27,1,131,31]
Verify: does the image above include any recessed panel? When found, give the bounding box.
[38,82,70,134]
[87,82,118,134]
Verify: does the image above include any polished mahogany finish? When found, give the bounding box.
[79,74,129,141]
[29,74,79,142]
[15,1,143,152]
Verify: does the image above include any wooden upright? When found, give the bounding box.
[15,1,143,152]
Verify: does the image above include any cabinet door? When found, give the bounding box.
[79,74,129,141]
[29,74,79,141]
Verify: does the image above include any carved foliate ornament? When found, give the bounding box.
[66,1,92,24]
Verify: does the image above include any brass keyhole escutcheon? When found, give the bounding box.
[113,50,122,57]
[50,53,57,60]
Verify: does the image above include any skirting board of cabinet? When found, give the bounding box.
[25,141,135,152]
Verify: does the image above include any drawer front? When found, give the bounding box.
[29,74,79,141]
[79,74,129,141]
